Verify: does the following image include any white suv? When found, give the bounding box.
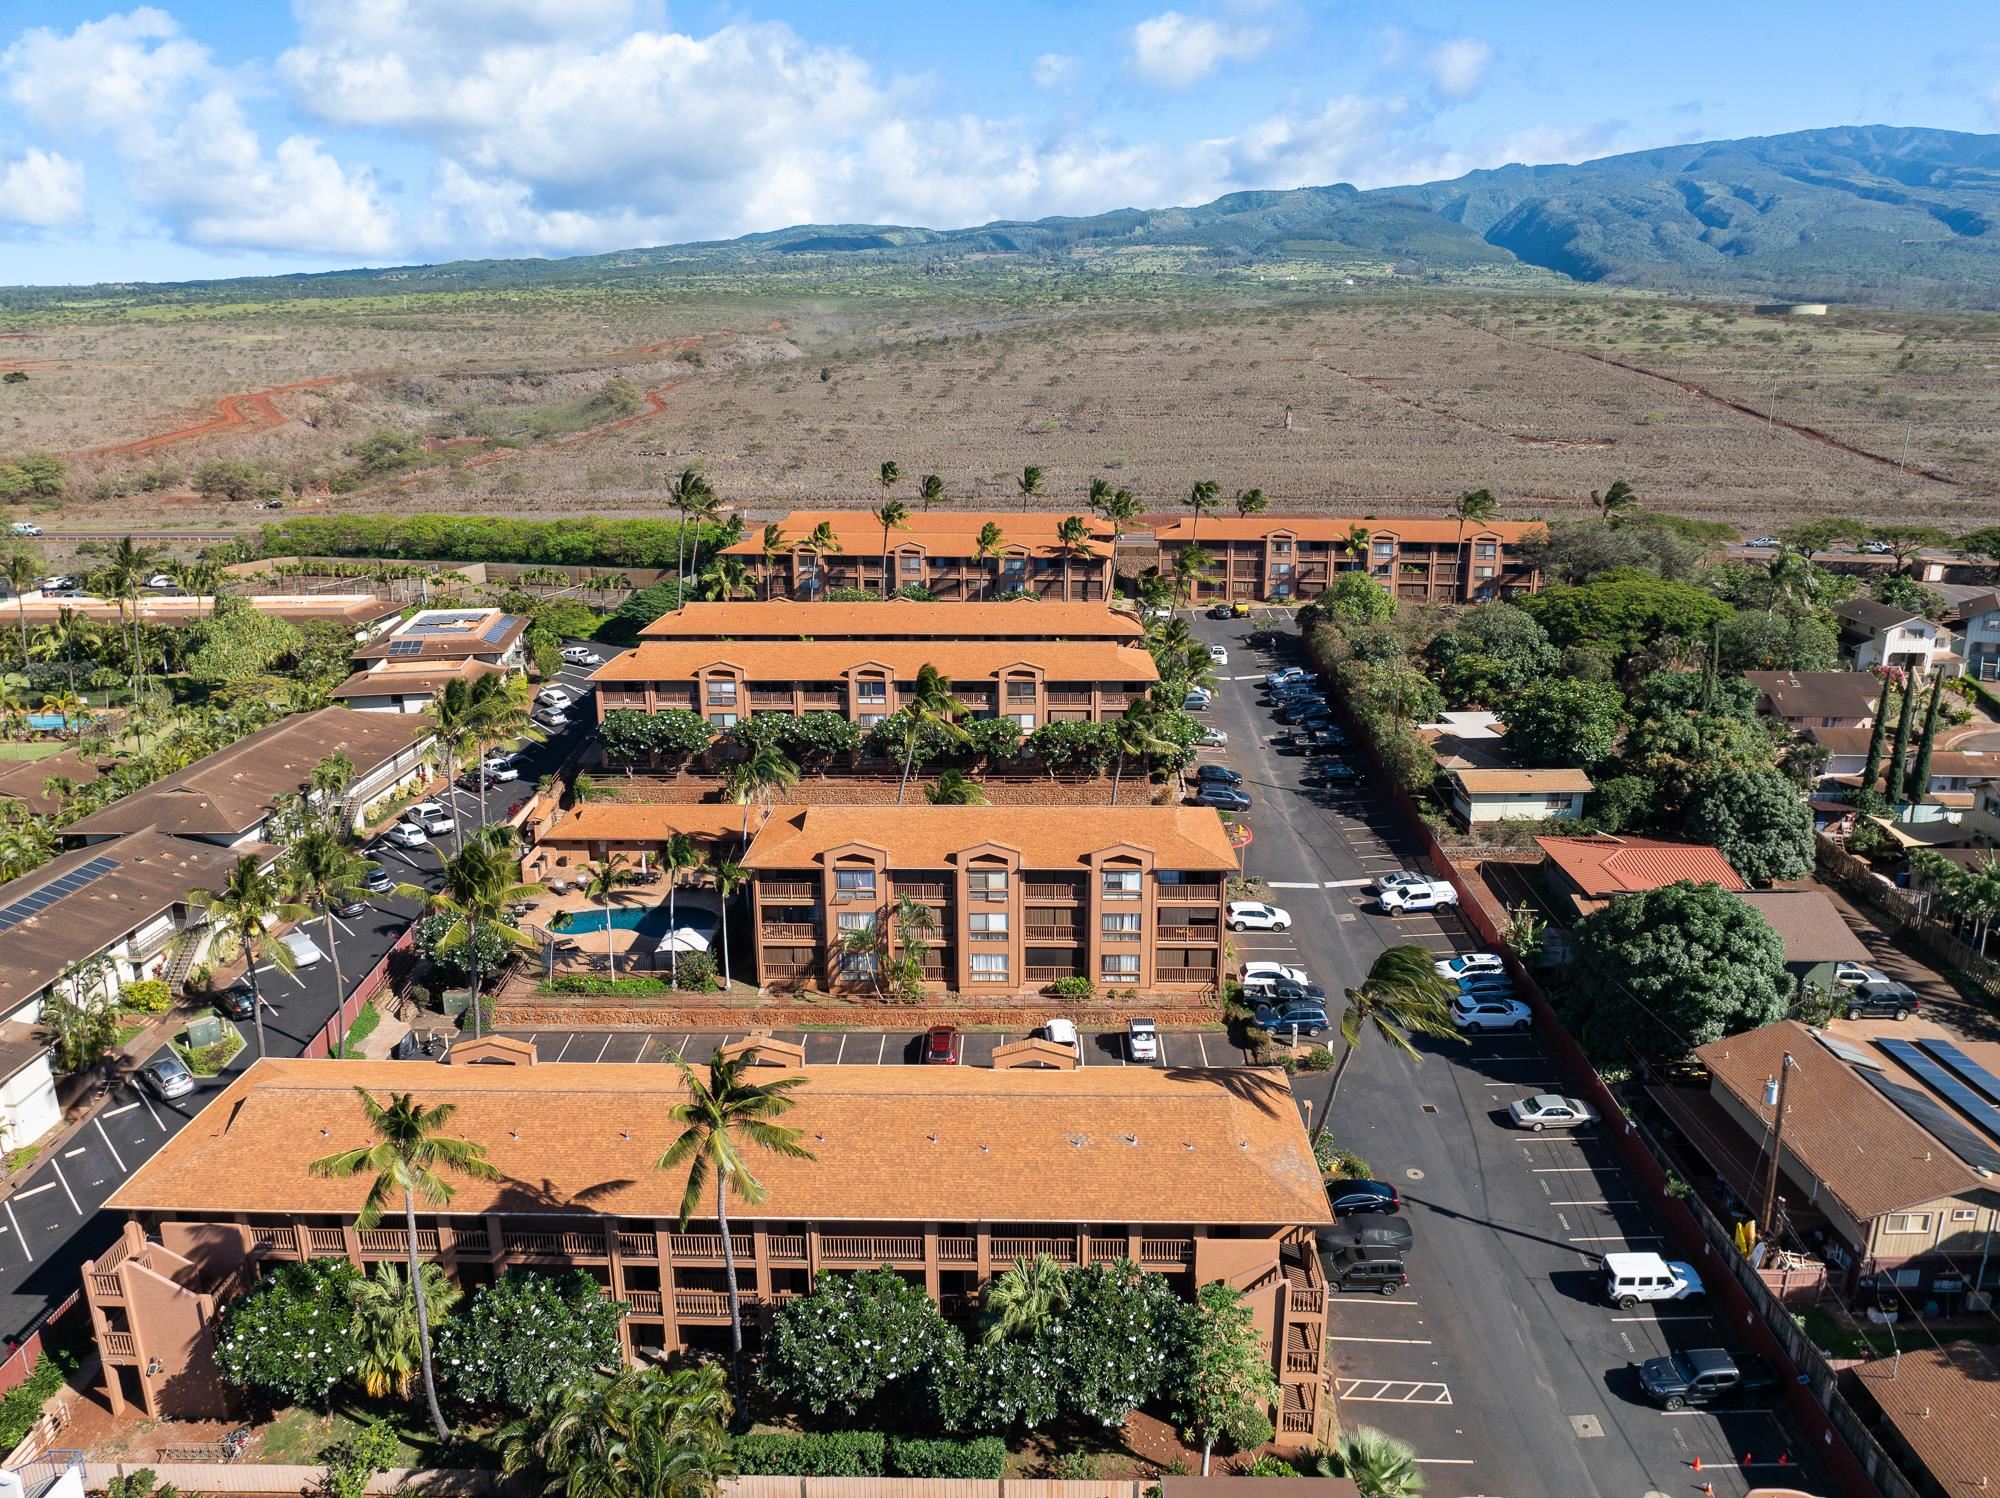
[1380,881,1459,916]
[1227,901,1292,932]
[1452,994,1531,1033]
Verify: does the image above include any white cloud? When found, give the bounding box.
[1129,11,1272,88]
[1031,52,1077,90]
[2,7,397,255]
[0,148,85,226]
[1424,37,1493,98]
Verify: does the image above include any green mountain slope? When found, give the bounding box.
[7,125,1997,308]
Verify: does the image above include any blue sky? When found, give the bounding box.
[1,0,1995,285]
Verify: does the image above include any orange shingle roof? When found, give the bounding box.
[724,510,1116,559]
[593,640,1159,684]
[1451,768,1593,794]
[331,660,502,699]
[744,805,1240,872]
[541,803,778,845]
[1853,1342,2000,1494]
[1152,515,1546,545]
[1535,835,1746,896]
[639,600,1144,640]
[107,1059,1331,1227]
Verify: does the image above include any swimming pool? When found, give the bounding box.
[25,713,87,732]
[553,903,678,938]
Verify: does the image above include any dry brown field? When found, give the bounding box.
[3,287,1995,533]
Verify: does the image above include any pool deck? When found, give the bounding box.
[519,885,718,976]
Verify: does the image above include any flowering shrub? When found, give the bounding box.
[435,1270,626,1413]
[215,1260,364,1407]
[760,1268,961,1419]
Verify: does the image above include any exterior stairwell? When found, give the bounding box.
[163,922,207,995]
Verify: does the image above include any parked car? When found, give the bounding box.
[1266,667,1308,687]
[1043,1017,1081,1059]
[560,645,605,666]
[482,750,523,772]
[1453,995,1532,1033]
[1143,605,1174,623]
[39,576,79,593]
[1833,961,1892,989]
[481,763,521,783]
[1182,688,1213,711]
[1436,952,1506,979]
[1197,764,1243,787]
[335,898,369,919]
[1508,1094,1598,1131]
[8,522,42,537]
[1207,645,1229,664]
[1230,601,1250,617]
[1862,539,1894,554]
[413,807,456,838]
[1247,978,1328,1009]
[1207,603,1236,620]
[1253,1001,1329,1037]
[140,1054,196,1101]
[1603,1252,1704,1308]
[143,572,175,589]
[280,930,326,967]
[1194,784,1251,811]
[1327,1246,1407,1296]
[1456,974,1518,998]
[923,1024,961,1065]
[1745,535,1781,548]
[1374,870,1428,893]
[1326,1179,1400,1217]
[214,983,257,1021]
[387,821,429,848]
[1227,900,1290,931]
[363,865,395,893]
[1196,726,1228,748]
[1242,961,1309,986]
[1380,880,1458,915]
[1316,760,1363,785]
[1635,1348,1778,1410]
[1127,1016,1159,1063]
[534,707,571,730]
[536,687,574,709]
[256,498,284,510]
[1845,980,1921,1020]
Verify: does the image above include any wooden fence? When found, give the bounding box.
[1815,835,2000,1001]
[0,1291,79,1397]
[76,1464,528,1495]
[723,1482,1145,1498]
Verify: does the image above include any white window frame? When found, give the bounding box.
[968,869,1009,902]
[1953,1208,1979,1223]
[705,678,738,705]
[970,953,1010,982]
[857,679,887,703]
[970,912,1008,941]
[1883,1213,1933,1235]
[835,869,877,900]
[1102,912,1142,941]
[1101,953,1141,981]
[1102,869,1142,900]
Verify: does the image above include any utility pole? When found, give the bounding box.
[1760,1052,1796,1240]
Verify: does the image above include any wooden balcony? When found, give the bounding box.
[666,1233,755,1263]
[1158,924,1220,943]
[748,693,796,709]
[1139,1238,1193,1267]
[306,1227,347,1256]
[759,881,815,901]
[821,1234,924,1264]
[939,1236,977,1265]
[1026,965,1082,983]
[357,1228,437,1256]
[1025,925,1079,942]
[1045,691,1093,707]
[676,1291,731,1320]
[1156,965,1218,986]
[1286,1284,1326,1319]
[616,1233,658,1259]
[101,1331,137,1361]
[1278,1385,1316,1435]
[1089,1236,1129,1262]
[800,694,843,710]
[895,881,948,901]
[767,1234,808,1263]
[1025,882,1083,902]
[992,1237,1076,1264]
[504,1231,607,1259]
[88,1273,122,1302]
[1157,883,1222,902]
[760,921,818,940]
[247,1226,294,1256]
[624,1290,663,1315]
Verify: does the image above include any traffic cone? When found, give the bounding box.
[1701,1485,1714,1497]
[1742,1452,1754,1468]
[1778,1452,1791,1467]
[1690,1456,1702,1472]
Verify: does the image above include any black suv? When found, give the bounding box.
[1196,764,1244,788]
[1326,1247,1407,1296]
[1844,980,1921,1021]
[1635,1348,1779,1410]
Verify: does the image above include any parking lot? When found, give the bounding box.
[496,1026,1257,1068]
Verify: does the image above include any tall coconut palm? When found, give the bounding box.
[464,674,541,829]
[873,499,910,599]
[1340,524,1373,572]
[1168,544,1215,607]
[1016,466,1043,502]
[1318,945,1459,1134]
[308,751,356,833]
[757,524,787,602]
[96,536,157,704]
[309,1089,500,1442]
[877,459,901,497]
[1234,487,1268,518]
[699,557,753,602]
[427,832,540,1039]
[665,468,715,606]
[726,744,800,848]
[171,559,223,619]
[33,608,101,700]
[189,855,308,1061]
[1055,515,1094,602]
[1185,479,1220,548]
[973,522,1006,601]
[3,551,38,667]
[1110,701,1174,805]
[284,828,377,1058]
[803,520,841,600]
[1094,486,1143,586]
[657,1053,815,1386]
[707,858,749,990]
[659,833,706,986]
[917,473,946,511]
[981,1252,1072,1344]
[579,856,638,978]
[351,1261,462,1399]
[1449,488,1498,601]
[894,663,969,804]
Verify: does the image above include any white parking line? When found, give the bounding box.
[1612,1315,1713,1323]
[1267,881,1319,890]
[46,1158,81,1215]
[1412,1458,1476,1466]
[1570,1234,1661,1243]
[104,1102,139,1118]
[91,1118,126,1173]
[1328,1335,1434,1345]
[1324,877,1374,888]
[556,1033,577,1061]
[874,1034,887,1064]
[1334,1379,1453,1405]
[1551,1200,1638,1207]
[13,1184,55,1199]
[595,1034,614,1062]
[4,1198,28,1261]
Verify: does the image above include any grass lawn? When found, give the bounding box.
[254,1402,505,1469]
[340,1001,382,1058]
[0,741,67,761]
[1792,1303,2000,1360]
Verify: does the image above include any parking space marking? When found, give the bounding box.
[1328,1335,1434,1345]
[595,1033,614,1062]
[1334,1379,1453,1405]
[1611,1315,1712,1323]
[104,1102,139,1118]
[3,1199,27,1260]
[874,1034,887,1064]
[46,1159,81,1215]
[13,1184,54,1199]
[1267,881,1319,890]
[555,1033,577,1061]
[1411,1458,1477,1466]
[1569,1234,1661,1243]
[91,1118,126,1173]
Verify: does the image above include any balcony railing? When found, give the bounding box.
[1158,925,1219,943]
[306,1228,348,1255]
[455,1230,491,1255]
[759,881,815,901]
[247,1227,292,1253]
[1139,1239,1193,1266]
[624,1290,663,1315]
[1026,965,1081,982]
[1157,966,1219,985]
[1045,692,1093,707]
[667,1233,755,1262]
[1287,1285,1326,1318]
[505,1231,607,1258]
[992,1237,1076,1264]
[357,1228,437,1255]
[895,881,947,901]
[939,1236,977,1264]
[88,1274,122,1301]
[616,1233,658,1259]
[1158,883,1222,902]
[767,1235,807,1262]
[101,1331,136,1360]
[821,1235,923,1264]
[676,1291,731,1319]
[760,921,818,940]
[1025,883,1082,902]
[800,693,843,710]
[1025,926,1079,942]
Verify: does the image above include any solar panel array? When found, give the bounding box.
[387,639,426,657]
[406,611,486,635]
[0,855,122,934]
[481,616,522,644]
[1918,1038,2000,1106]
[1859,1071,2000,1174]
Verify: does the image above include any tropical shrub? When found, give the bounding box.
[760,1268,963,1419]
[889,1437,1008,1479]
[734,1432,888,1476]
[119,979,173,1015]
[215,1260,364,1406]
[436,1270,627,1413]
[599,708,713,761]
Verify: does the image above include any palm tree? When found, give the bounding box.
[726,744,800,847]
[1234,487,1268,518]
[308,752,356,833]
[658,1053,815,1386]
[1185,479,1221,548]
[973,522,1006,601]
[925,768,989,804]
[33,608,101,700]
[463,674,540,829]
[428,833,540,1039]
[579,856,638,978]
[500,1363,736,1498]
[1055,515,1094,602]
[804,520,841,600]
[189,855,308,1061]
[873,499,910,599]
[699,557,753,602]
[284,828,376,1058]
[710,858,749,989]
[309,1089,500,1442]
[1340,524,1373,572]
[351,1261,462,1399]
[757,524,787,602]
[1110,701,1174,805]
[895,663,969,804]
[3,551,38,667]
[659,833,706,986]
[1318,946,1459,1134]
[982,1252,1072,1343]
[665,468,715,605]
[1095,486,1143,585]
[171,559,223,618]
[96,536,157,704]
[1016,466,1043,501]
[1169,544,1215,607]
[877,459,901,497]
[1449,488,1498,601]
[917,473,946,511]
[1591,479,1637,517]
[1299,1427,1424,1498]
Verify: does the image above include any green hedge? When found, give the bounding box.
[540,975,671,997]
[889,1437,1008,1479]
[734,1432,887,1476]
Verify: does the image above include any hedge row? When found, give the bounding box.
[732,1432,1006,1479]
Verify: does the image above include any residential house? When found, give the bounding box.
[1957,592,2000,683]
[1533,834,1747,920]
[742,805,1236,996]
[1744,670,1883,730]
[1447,769,1592,826]
[1836,599,1958,678]
[724,512,1118,602]
[0,832,240,1153]
[1806,728,1997,806]
[1649,1020,2000,1299]
[334,607,529,713]
[1151,515,1545,604]
[5,592,399,636]
[591,640,1159,734]
[636,599,1146,643]
[1732,891,1873,993]
[85,1056,1335,1441]
[1850,1342,2000,1498]
[64,709,435,846]
[0,747,106,817]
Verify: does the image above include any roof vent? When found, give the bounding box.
[1118,1133,1139,1146]
[928,1134,938,1145]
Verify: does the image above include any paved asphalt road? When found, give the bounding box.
[0,654,604,1348]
